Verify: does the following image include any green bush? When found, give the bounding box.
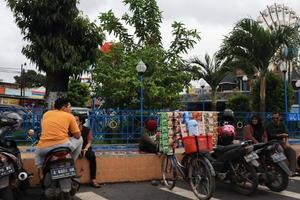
[226,94,252,112]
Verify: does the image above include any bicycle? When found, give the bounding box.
[161,136,216,200]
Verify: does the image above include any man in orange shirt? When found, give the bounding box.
[35,98,83,178]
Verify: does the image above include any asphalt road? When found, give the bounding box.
[15,176,300,200]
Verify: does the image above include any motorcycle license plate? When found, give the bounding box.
[0,163,15,178]
[50,166,76,180]
[244,152,259,163]
[271,152,286,163]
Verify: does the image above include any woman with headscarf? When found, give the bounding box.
[243,114,267,144]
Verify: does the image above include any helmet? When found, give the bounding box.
[223,109,234,124]
[0,111,22,130]
[217,124,236,145]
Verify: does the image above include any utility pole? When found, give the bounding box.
[20,63,26,97]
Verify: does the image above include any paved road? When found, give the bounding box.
[19,176,300,200]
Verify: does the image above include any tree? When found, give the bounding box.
[252,72,294,112]
[188,53,230,111]
[67,79,90,107]
[93,0,201,109]
[14,70,46,88]
[219,18,298,112]
[6,0,103,108]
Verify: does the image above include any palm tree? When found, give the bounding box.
[218,18,298,112]
[189,53,230,111]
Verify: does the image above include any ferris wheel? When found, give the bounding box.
[257,3,300,30]
[257,4,300,75]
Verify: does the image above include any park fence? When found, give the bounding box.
[0,107,299,150]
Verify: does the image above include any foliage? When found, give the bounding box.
[188,53,230,111]
[226,94,252,112]
[14,70,45,88]
[67,79,90,107]
[218,18,298,112]
[94,0,201,109]
[6,0,104,103]
[252,72,294,112]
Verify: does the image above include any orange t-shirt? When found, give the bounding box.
[37,110,80,148]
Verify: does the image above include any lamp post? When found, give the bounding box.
[296,80,300,114]
[136,60,147,133]
[201,84,205,111]
[280,61,288,113]
[242,75,248,91]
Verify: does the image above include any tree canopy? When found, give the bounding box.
[6,0,103,107]
[14,70,46,88]
[93,0,201,109]
[218,18,298,112]
[68,79,90,107]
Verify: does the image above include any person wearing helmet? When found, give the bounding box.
[217,109,236,146]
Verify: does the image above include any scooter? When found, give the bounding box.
[0,111,32,200]
[254,139,291,192]
[40,146,80,199]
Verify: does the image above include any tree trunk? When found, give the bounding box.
[259,75,266,112]
[45,71,70,109]
[211,89,217,111]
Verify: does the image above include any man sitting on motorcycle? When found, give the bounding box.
[265,112,298,176]
[35,98,83,179]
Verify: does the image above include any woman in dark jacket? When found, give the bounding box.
[75,114,101,188]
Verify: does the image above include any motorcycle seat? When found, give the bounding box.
[45,147,71,158]
[253,143,269,150]
[213,144,241,153]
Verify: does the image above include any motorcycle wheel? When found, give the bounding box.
[231,159,258,195]
[0,187,14,200]
[265,163,289,192]
[61,192,71,200]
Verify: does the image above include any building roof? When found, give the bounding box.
[219,72,236,85]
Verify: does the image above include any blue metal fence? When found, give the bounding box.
[1,108,299,147]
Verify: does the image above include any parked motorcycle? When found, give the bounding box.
[38,144,80,199]
[254,139,291,192]
[208,141,259,195]
[0,111,32,200]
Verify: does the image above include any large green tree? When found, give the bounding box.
[6,0,103,108]
[14,70,46,88]
[188,53,230,111]
[93,0,201,109]
[67,79,90,107]
[219,18,298,112]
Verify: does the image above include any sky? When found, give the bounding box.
[0,0,300,83]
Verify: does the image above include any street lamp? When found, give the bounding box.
[280,61,288,113]
[242,75,248,91]
[200,83,205,111]
[296,80,300,114]
[136,60,147,133]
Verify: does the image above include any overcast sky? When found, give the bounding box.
[0,0,299,83]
